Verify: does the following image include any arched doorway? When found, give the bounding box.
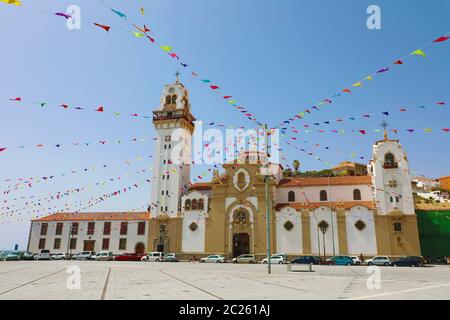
[135,242,145,254]
[233,233,250,257]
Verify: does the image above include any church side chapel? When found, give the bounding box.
[147,80,421,259]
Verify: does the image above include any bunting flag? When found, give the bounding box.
[411,49,426,57]
[0,148,6,152]
[55,12,71,19]
[278,32,450,126]
[111,8,126,20]
[0,0,22,6]
[94,23,111,32]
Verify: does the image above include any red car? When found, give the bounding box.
[114,253,146,261]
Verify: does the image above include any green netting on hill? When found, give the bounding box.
[416,210,450,258]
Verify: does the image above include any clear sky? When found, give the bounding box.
[0,0,449,249]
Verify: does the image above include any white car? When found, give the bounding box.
[366,256,391,266]
[93,251,114,261]
[349,256,362,265]
[72,251,96,261]
[262,255,286,264]
[36,249,51,260]
[141,252,164,262]
[200,255,226,263]
[50,252,68,260]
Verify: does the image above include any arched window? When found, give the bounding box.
[353,189,362,200]
[320,190,328,201]
[165,95,171,105]
[198,199,204,210]
[191,199,198,210]
[184,199,191,210]
[171,95,177,104]
[288,191,295,202]
[384,152,397,168]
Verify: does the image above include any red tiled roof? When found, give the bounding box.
[278,175,372,187]
[32,212,150,222]
[276,201,376,211]
[189,182,212,190]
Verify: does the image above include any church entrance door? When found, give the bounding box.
[233,233,250,257]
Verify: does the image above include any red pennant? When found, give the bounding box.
[0,148,6,152]
[210,85,220,90]
[94,23,111,32]
[358,130,366,135]
[223,96,232,99]
[342,88,352,94]
[147,36,155,43]
[95,106,104,112]
[60,104,69,109]
[442,128,450,133]
[10,97,21,101]
[433,36,450,43]
[394,59,403,65]
[436,102,445,105]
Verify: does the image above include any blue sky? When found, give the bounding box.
[0,0,449,249]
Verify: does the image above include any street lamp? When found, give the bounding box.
[327,175,336,257]
[320,226,327,263]
[260,124,272,274]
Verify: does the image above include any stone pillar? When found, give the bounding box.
[301,209,311,254]
[374,213,392,255]
[336,208,348,254]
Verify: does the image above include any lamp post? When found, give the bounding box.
[261,124,272,274]
[320,226,327,263]
[328,175,336,257]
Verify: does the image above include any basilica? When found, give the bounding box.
[27,79,421,259]
[147,80,421,259]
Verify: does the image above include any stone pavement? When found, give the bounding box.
[0,261,449,300]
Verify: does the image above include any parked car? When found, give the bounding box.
[51,253,68,260]
[115,253,146,261]
[72,251,96,261]
[5,252,20,261]
[326,256,354,266]
[141,252,164,262]
[391,256,425,267]
[262,255,286,264]
[163,253,178,262]
[20,251,35,261]
[200,255,226,263]
[93,251,114,261]
[231,254,256,264]
[36,249,51,260]
[366,256,391,266]
[291,255,321,265]
[349,256,362,265]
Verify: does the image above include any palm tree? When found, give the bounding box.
[293,160,300,176]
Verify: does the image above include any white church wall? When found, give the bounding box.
[276,207,302,254]
[182,212,205,253]
[345,206,377,255]
[277,185,372,203]
[309,207,339,255]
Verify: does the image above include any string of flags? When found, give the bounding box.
[1,167,152,210]
[4,95,154,121]
[1,179,153,224]
[277,33,449,127]
[0,135,153,154]
[1,154,152,189]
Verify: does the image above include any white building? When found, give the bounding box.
[27,212,149,254]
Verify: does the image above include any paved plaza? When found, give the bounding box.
[0,261,449,300]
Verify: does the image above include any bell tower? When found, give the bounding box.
[369,121,420,256]
[150,74,195,218]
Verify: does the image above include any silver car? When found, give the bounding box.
[72,251,96,261]
[200,255,226,263]
[366,256,391,266]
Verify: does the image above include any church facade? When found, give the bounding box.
[146,80,421,258]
